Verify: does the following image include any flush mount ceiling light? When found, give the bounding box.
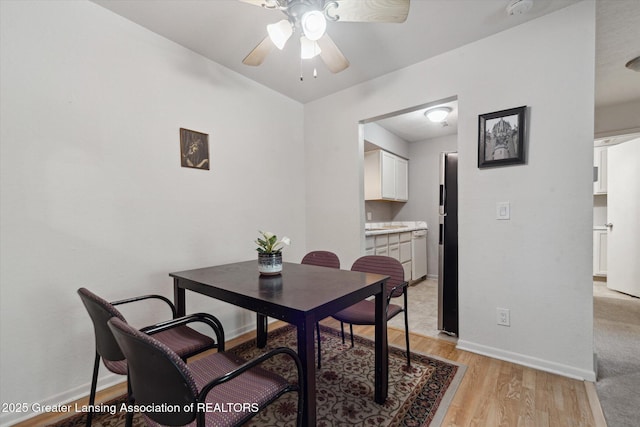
[424,107,452,123]
[241,0,410,74]
[626,56,640,72]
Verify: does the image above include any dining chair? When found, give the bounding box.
[332,255,411,366]
[107,317,304,426]
[300,250,340,369]
[77,287,224,427]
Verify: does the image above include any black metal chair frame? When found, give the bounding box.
[79,289,224,427]
[108,317,304,427]
[339,280,411,366]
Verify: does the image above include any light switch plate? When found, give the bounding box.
[496,202,510,220]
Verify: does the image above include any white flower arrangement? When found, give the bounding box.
[255,231,291,254]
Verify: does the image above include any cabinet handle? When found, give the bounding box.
[605,223,613,229]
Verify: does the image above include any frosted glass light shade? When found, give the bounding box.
[425,107,451,123]
[301,10,326,41]
[267,20,293,50]
[300,36,321,59]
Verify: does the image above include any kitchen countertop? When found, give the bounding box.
[365,221,428,236]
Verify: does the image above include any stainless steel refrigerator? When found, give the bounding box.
[438,152,458,335]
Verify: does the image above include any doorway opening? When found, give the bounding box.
[359,96,458,341]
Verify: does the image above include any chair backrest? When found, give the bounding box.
[108,317,198,426]
[77,287,127,363]
[301,251,340,269]
[350,255,406,298]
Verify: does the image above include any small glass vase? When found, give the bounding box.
[258,252,282,276]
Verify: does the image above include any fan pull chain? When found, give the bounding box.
[313,44,318,78]
[300,56,304,81]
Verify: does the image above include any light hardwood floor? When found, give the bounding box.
[18,321,602,427]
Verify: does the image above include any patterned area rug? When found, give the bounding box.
[55,325,465,426]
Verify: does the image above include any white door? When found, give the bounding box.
[607,138,640,297]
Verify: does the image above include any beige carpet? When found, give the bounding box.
[593,281,640,427]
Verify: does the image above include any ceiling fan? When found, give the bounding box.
[240,0,410,74]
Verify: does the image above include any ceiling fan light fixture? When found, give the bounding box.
[301,10,327,41]
[267,19,293,50]
[300,36,321,59]
[424,107,452,123]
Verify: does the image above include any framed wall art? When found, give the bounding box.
[478,106,526,168]
[179,128,209,170]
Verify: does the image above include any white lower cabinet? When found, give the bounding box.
[388,233,400,261]
[399,232,412,281]
[365,231,413,281]
[593,228,607,276]
[365,236,375,256]
[375,234,389,256]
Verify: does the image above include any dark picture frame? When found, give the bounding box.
[478,106,526,168]
[179,128,209,170]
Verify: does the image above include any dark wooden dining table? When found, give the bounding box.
[170,260,390,426]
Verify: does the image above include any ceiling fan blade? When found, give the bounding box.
[237,0,271,7]
[317,33,349,73]
[329,0,410,23]
[242,36,275,66]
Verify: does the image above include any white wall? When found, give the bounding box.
[0,1,305,424]
[305,1,596,380]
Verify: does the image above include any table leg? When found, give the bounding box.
[297,316,316,426]
[256,313,268,348]
[374,281,389,404]
[173,278,186,317]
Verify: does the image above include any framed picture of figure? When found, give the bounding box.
[478,106,526,168]
[179,128,210,170]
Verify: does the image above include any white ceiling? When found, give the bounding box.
[92,0,640,142]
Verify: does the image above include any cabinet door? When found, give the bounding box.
[395,157,408,201]
[402,261,412,282]
[389,243,400,261]
[381,151,396,199]
[594,146,608,194]
[593,229,607,276]
[365,236,374,251]
[399,241,411,263]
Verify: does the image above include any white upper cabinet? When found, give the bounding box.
[365,149,409,202]
[594,145,608,194]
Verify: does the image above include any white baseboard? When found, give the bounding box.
[457,339,597,381]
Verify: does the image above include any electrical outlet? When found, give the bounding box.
[367,212,372,221]
[497,308,510,326]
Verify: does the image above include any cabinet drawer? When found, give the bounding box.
[388,233,400,245]
[400,232,411,243]
[375,246,388,256]
[375,235,389,247]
